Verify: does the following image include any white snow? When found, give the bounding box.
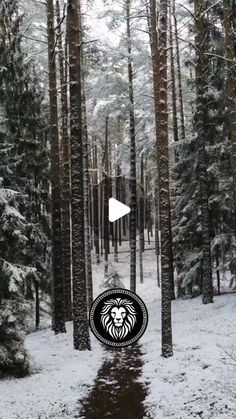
[0,326,106,419]
[4,205,25,221]
[138,254,236,419]
[0,243,235,418]
[92,246,236,418]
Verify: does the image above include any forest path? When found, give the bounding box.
[77,344,151,419]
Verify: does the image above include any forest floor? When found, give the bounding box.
[0,246,235,419]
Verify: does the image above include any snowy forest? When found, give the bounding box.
[0,0,235,417]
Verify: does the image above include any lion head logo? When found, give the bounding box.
[100,297,137,340]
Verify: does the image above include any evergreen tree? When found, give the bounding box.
[173,2,234,298]
[0,0,49,236]
[0,0,50,362]
[0,186,39,376]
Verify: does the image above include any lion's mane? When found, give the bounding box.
[100,298,136,340]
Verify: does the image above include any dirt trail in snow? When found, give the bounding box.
[77,344,151,419]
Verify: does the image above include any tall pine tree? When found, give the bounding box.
[67,0,91,350]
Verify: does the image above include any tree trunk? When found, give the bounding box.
[173,0,185,140]
[34,280,40,330]
[67,0,91,350]
[224,0,236,287]
[114,163,120,262]
[158,0,173,357]
[155,181,160,287]
[194,0,213,304]
[127,0,137,293]
[149,0,172,294]
[169,8,178,143]
[100,178,104,256]
[139,153,144,283]
[216,248,221,296]
[79,21,93,308]
[46,0,66,334]
[122,175,127,239]
[55,0,72,322]
[93,138,100,264]
[82,84,93,308]
[103,116,110,275]
[117,167,122,247]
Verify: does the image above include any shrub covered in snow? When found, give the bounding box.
[0,299,30,377]
[0,186,45,376]
[103,271,124,289]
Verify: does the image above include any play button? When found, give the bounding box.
[109,198,131,222]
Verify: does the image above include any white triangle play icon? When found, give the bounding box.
[109,198,131,222]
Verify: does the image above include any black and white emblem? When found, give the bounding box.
[89,289,148,347]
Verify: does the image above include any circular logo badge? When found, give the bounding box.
[89,289,148,347]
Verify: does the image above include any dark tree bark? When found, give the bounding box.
[55,0,72,322]
[122,175,127,240]
[169,8,178,143]
[93,138,100,264]
[79,22,93,308]
[149,0,174,350]
[224,0,236,287]
[34,280,40,330]
[46,0,66,334]
[103,116,110,275]
[114,163,120,262]
[117,162,122,248]
[149,0,170,293]
[216,248,221,296]
[100,179,104,256]
[155,182,160,287]
[67,0,91,350]
[127,0,137,293]
[173,0,185,140]
[139,153,144,283]
[82,85,93,308]
[194,0,213,304]
[140,153,145,254]
[158,0,173,357]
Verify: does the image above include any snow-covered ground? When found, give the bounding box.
[0,328,106,419]
[0,245,235,418]
[140,266,236,418]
